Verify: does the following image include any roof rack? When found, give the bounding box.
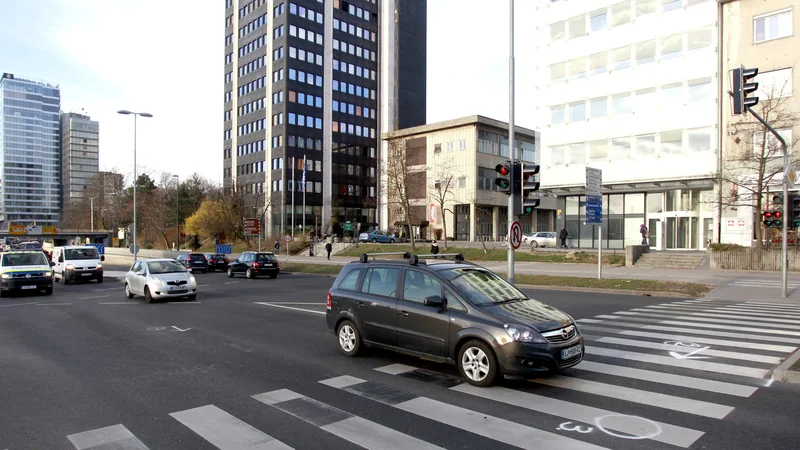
[359,252,412,263]
[358,252,467,265]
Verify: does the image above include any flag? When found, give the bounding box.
[301,155,307,191]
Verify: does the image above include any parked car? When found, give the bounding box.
[358,230,396,243]
[176,253,209,273]
[0,251,55,297]
[227,252,280,279]
[523,232,557,248]
[125,259,197,303]
[325,253,583,387]
[52,246,104,284]
[203,253,230,272]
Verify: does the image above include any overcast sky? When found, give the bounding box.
[0,0,538,185]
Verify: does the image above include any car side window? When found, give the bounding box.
[338,268,363,291]
[131,262,141,272]
[402,270,442,304]
[362,267,399,298]
[444,289,468,312]
[140,263,149,274]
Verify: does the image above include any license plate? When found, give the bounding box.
[561,344,582,360]
[169,286,180,291]
[21,285,36,290]
[81,273,93,276]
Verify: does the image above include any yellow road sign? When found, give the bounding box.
[8,225,25,235]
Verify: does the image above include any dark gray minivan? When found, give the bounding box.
[325,254,584,387]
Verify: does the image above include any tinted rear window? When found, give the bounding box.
[337,268,363,291]
[189,254,206,261]
[256,254,277,261]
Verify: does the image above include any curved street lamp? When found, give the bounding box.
[117,110,153,261]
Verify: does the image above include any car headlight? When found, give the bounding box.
[189,276,196,283]
[152,278,164,286]
[1,273,9,279]
[65,264,74,271]
[503,324,546,343]
[96,264,103,269]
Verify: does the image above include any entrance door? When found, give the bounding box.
[666,216,698,249]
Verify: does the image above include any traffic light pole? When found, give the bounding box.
[507,0,516,284]
[749,109,789,297]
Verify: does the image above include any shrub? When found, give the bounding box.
[709,243,743,252]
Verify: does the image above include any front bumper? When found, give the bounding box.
[1,277,53,291]
[66,268,103,281]
[495,336,585,376]
[151,284,197,298]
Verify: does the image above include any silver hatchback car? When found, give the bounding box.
[125,259,198,303]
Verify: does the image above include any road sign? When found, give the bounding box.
[42,226,57,235]
[786,165,797,189]
[586,167,603,225]
[343,221,353,232]
[216,244,233,254]
[8,224,24,235]
[112,238,120,247]
[509,221,523,250]
[243,217,261,236]
[88,243,105,255]
[284,234,292,242]
[129,244,140,255]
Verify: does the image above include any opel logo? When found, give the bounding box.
[561,328,569,339]
[25,274,31,279]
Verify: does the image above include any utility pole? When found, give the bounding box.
[90,198,95,232]
[507,0,516,284]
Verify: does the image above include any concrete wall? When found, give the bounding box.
[711,247,800,271]
[625,244,650,267]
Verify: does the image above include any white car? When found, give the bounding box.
[523,232,557,248]
[125,259,197,303]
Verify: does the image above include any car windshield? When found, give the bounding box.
[2,253,47,266]
[256,254,277,261]
[20,243,41,250]
[147,261,187,274]
[65,248,99,260]
[214,254,226,259]
[440,268,528,306]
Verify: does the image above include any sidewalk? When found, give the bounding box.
[283,255,800,303]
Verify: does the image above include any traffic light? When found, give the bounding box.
[519,163,541,217]
[773,193,784,228]
[791,195,800,228]
[763,211,777,228]
[732,66,759,115]
[495,161,512,195]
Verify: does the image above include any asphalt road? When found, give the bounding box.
[1,270,798,450]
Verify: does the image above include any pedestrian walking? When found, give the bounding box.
[274,240,281,253]
[325,242,333,260]
[559,226,568,248]
[430,241,440,258]
[640,224,649,246]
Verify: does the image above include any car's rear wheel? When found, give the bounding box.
[458,340,498,387]
[144,286,154,304]
[390,239,395,244]
[125,283,134,299]
[337,320,361,356]
[531,241,539,249]
[227,268,234,278]
[246,268,255,279]
[371,238,377,243]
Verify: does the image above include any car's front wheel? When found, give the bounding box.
[227,268,234,278]
[337,320,361,356]
[457,340,498,387]
[390,239,395,244]
[125,283,134,299]
[531,241,539,249]
[187,294,197,301]
[246,268,255,279]
[371,238,377,243]
[144,286,154,304]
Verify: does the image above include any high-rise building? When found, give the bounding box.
[0,73,61,226]
[223,0,427,236]
[60,112,100,208]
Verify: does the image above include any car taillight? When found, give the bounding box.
[252,262,259,268]
[210,260,216,263]
[327,290,332,310]
[225,259,230,263]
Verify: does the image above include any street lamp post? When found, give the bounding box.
[117,110,153,262]
[172,174,179,250]
[89,197,95,232]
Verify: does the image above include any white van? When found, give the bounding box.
[52,246,104,284]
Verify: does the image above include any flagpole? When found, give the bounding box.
[302,154,307,236]
[291,156,296,240]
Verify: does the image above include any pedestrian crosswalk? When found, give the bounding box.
[64,298,799,450]
[730,279,800,288]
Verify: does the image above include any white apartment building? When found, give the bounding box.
[535,0,720,250]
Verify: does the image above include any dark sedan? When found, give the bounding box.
[326,254,583,387]
[204,253,230,272]
[176,253,209,273]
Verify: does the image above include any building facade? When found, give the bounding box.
[382,115,554,242]
[223,0,427,237]
[60,112,100,208]
[0,73,61,226]
[720,0,798,246]
[534,0,720,250]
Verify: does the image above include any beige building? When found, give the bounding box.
[381,115,555,242]
[720,0,798,246]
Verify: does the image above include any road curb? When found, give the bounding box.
[517,284,696,298]
[771,347,800,383]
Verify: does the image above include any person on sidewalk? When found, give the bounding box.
[640,224,648,246]
[274,240,281,254]
[325,242,333,260]
[559,226,568,248]
[430,241,440,258]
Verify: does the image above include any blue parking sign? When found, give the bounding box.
[88,243,105,255]
[216,244,233,255]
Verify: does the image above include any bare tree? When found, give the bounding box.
[429,157,458,250]
[719,82,800,248]
[385,139,418,250]
[212,182,276,248]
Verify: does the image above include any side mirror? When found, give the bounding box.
[424,295,445,309]
[49,261,55,267]
[58,256,64,263]
[100,255,105,262]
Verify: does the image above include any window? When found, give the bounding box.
[590,9,607,31]
[550,62,566,83]
[551,21,565,40]
[754,9,793,43]
[589,140,608,160]
[568,57,585,80]
[754,129,792,157]
[567,15,586,39]
[611,1,632,27]
[660,34,682,60]
[446,141,454,152]
[635,88,656,114]
[338,268,362,290]
[688,27,713,53]
[611,46,631,71]
[661,130,683,155]
[688,128,712,152]
[636,134,656,157]
[590,97,607,118]
[567,143,585,165]
[589,52,607,75]
[612,137,633,159]
[688,78,712,102]
[612,93,632,115]
[551,105,565,124]
[569,101,586,122]
[459,139,468,151]
[661,0,681,12]
[757,68,793,98]
[403,271,442,303]
[660,83,683,109]
[636,40,655,65]
[636,0,656,16]
[551,145,565,165]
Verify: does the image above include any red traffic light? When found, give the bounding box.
[495,164,510,176]
[763,211,773,218]
[774,211,782,218]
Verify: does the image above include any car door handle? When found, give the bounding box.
[356,301,367,307]
[398,310,409,317]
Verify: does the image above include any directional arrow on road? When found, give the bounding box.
[669,346,710,360]
[171,326,192,332]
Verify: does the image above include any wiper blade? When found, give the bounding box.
[493,298,528,305]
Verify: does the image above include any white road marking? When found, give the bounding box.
[0,302,37,308]
[614,311,800,330]
[450,384,702,448]
[744,301,800,310]
[229,343,254,352]
[68,424,149,450]
[94,287,124,292]
[164,301,202,304]
[532,375,734,419]
[224,281,240,285]
[319,375,365,389]
[374,363,417,375]
[574,361,758,397]
[587,319,800,344]
[97,302,139,305]
[254,302,325,315]
[171,326,191,332]
[262,302,327,305]
[170,404,292,450]
[36,303,71,306]
[595,337,783,364]
[585,346,770,379]
[78,295,111,300]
